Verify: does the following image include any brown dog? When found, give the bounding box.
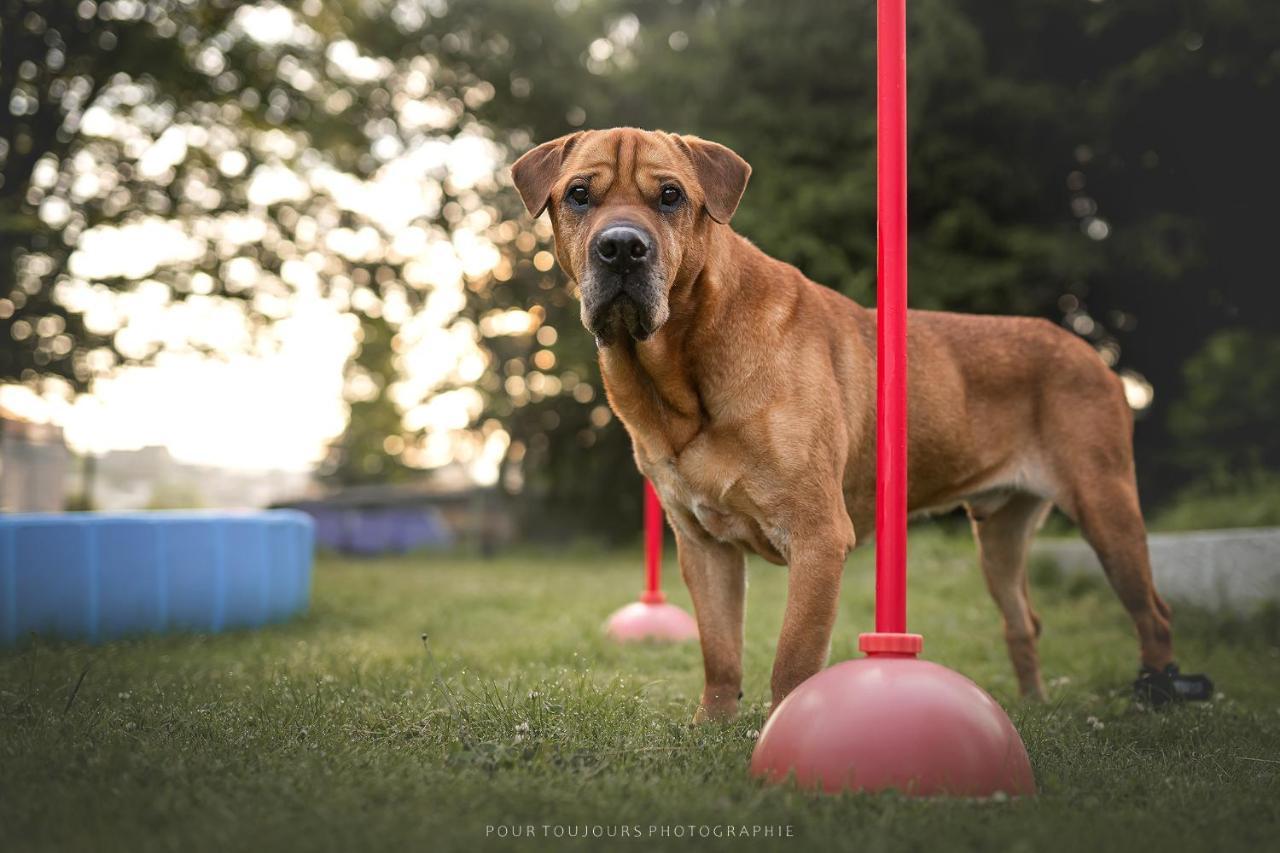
[513,127,1207,721]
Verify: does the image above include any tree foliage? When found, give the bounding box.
[1168,329,1280,484]
[4,0,1277,538]
[449,0,1280,538]
[1,0,536,478]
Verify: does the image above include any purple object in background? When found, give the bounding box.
[302,505,452,555]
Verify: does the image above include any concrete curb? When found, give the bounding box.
[1032,527,1280,613]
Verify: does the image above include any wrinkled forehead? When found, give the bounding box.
[561,130,696,192]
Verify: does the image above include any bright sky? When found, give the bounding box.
[3,303,351,472]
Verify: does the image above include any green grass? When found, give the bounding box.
[2,530,1279,853]
[1152,474,1280,532]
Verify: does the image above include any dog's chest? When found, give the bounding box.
[642,442,787,564]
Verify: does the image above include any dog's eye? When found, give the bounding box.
[566,185,590,208]
[659,185,682,210]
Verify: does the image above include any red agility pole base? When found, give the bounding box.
[749,0,1035,796]
[749,656,1035,796]
[605,481,698,643]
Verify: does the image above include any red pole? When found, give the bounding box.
[605,479,698,640]
[642,480,665,604]
[874,0,909,637]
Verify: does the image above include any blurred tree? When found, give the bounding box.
[0,0,538,485]
[0,0,236,387]
[1168,329,1280,485]
[6,0,1277,540]
[321,312,415,486]
[433,0,651,540]
[144,479,203,510]
[451,0,1105,540]
[1032,0,1280,497]
[460,0,1280,537]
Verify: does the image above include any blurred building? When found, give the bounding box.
[92,446,312,511]
[0,409,71,512]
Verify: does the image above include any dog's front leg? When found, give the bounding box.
[675,528,747,723]
[771,534,848,713]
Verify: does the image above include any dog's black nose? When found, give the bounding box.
[593,225,651,273]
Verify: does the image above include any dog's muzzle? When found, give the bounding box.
[581,223,668,345]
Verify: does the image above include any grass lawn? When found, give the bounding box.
[2,529,1279,852]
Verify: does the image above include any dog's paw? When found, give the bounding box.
[1133,662,1214,706]
[692,689,742,724]
[691,704,733,725]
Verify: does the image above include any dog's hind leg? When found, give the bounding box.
[1064,471,1175,674]
[970,492,1052,700]
[1062,467,1212,702]
[1050,397,1212,703]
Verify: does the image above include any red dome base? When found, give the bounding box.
[750,656,1035,797]
[604,600,699,643]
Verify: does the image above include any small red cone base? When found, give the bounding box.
[750,656,1035,797]
[605,599,699,643]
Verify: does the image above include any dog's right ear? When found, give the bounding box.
[511,133,581,218]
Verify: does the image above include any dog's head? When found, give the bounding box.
[511,128,750,345]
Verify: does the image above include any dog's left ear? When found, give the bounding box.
[677,135,752,224]
[511,132,581,217]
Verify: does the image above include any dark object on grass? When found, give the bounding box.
[1134,663,1215,705]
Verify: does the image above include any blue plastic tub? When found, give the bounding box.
[0,510,315,646]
